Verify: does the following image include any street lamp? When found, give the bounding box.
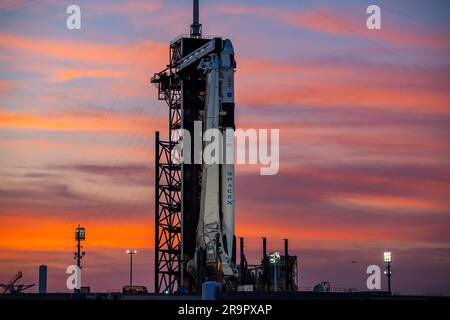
[126,250,138,286]
[383,251,392,294]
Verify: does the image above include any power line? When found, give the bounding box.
[0,0,35,11]
[296,0,450,85]
[359,0,450,31]
[60,0,169,228]
[0,0,43,18]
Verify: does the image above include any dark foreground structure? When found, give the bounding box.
[0,291,447,301]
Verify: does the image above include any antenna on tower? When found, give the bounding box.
[190,0,202,38]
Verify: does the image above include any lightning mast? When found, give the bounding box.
[190,0,202,38]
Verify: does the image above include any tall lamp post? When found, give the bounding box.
[384,251,392,294]
[74,225,86,269]
[74,225,85,293]
[126,250,138,286]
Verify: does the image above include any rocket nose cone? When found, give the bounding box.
[223,39,234,54]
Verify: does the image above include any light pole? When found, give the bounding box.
[384,251,392,294]
[126,250,138,286]
[74,225,86,269]
[74,225,85,294]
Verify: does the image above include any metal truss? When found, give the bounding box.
[152,40,183,294]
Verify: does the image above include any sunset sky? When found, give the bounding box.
[0,0,449,295]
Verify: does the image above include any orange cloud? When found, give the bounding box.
[284,9,450,48]
[238,82,450,113]
[87,0,161,13]
[52,67,124,83]
[0,135,152,166]
[236,212,435,244]
[0,33,167,67]
[216,4,450,48]
[331,195,444,211]
[0,213,153,252]
[0,107,165,133]
[236,58,450,113]
[0,207,425,255]
[0,80,14,95]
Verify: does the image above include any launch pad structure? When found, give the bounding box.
[151,0,297,294]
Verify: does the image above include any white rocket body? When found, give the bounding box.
[196,39,236,279]
[220,40,235,261]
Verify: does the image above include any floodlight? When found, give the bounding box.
[384,251,392,263]
[269,251,281,264]
[75,226,85,241]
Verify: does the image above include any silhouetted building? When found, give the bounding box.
[39,265,47,294]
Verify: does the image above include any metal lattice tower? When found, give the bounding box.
[152,49,182,293]
[152,0,220,293]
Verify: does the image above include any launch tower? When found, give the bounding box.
[152,0,236,294]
